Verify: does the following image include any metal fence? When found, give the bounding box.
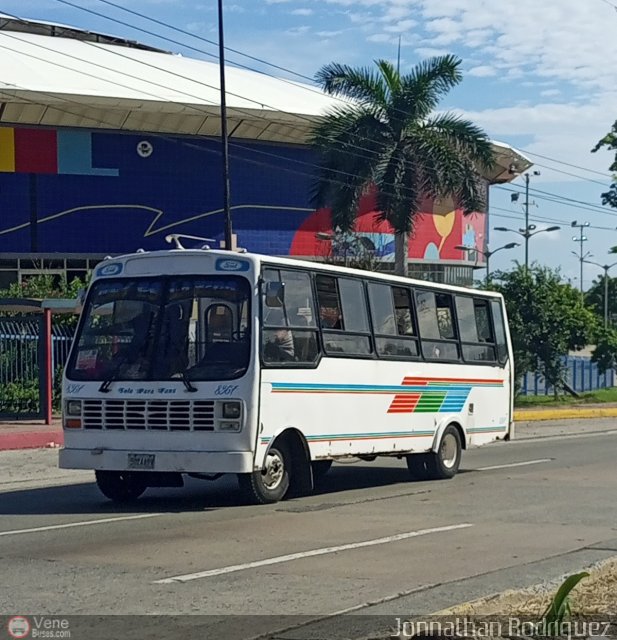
[520,355,615,396]
[0,316,74,419]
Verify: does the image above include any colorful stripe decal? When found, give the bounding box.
[259,425,507,445]
[270,377,504,416]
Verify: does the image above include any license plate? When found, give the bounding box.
[127,453,155,470]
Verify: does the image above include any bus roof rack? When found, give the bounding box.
[165,234,216,250]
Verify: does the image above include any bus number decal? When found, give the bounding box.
[215,384,239,396]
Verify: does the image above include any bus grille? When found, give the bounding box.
[82,399,215,431]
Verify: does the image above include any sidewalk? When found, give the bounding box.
[0,418,63,451]
[2,409,617,451]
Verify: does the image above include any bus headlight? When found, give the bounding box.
[222,401,242,419]
[66,400,82,416]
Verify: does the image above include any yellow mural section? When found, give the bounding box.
[0,128,15,172]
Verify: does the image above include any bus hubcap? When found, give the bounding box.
[440,433,458,469]
[263,450,285,490]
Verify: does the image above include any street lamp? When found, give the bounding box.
[582,258,617,327]
[455,242,519,280]
[493,224,561,270]
[571,221,591,294]
[504,170,542,269]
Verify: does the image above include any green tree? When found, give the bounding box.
[492,265,597,395]
[311,55,495,276]
[591,327,617,373]
[0,273,86,301]
[592,120,617,209]
[585,273,617,327]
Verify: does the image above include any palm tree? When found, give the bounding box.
[311,55,495,276]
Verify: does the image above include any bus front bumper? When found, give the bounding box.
[59,448,254,474]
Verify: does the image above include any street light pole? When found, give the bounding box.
[218,0,233,251]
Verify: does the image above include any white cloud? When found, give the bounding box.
[383,19,418,33]
[467,65,496,77]
[316,30,344,37]
[291,8,314,15]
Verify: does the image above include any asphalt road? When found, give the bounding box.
[1,424,617,639]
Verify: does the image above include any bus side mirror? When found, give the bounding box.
[265,282,284,308]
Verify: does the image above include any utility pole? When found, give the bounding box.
[218,0,233,251]
[571,221,590,295]
[524,173,530,271]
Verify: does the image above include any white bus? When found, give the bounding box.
[59,244,514,504]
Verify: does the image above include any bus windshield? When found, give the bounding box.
[66,276,251,382]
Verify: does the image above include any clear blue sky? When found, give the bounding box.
[3,0,617,288]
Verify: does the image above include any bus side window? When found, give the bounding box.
[262,268,319,366]
[316,275,371,356]
[368,283,418,358]
[490,299,509,364]
[415,290,459,361]
[455,296,496,363]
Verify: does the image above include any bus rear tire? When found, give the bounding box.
[238,442,291,504]
[426,425,462,480]
[311,460,333,481]
[95,470,147,503]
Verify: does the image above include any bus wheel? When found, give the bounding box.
[427,425,462,480]
[95,470,147,503]
[238,442,291,504]
[311,460,333,481]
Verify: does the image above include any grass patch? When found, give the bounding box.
[515,387,617,407]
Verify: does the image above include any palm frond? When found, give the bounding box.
[394,55,463,122]
[375,59,401,97]
[315,62,388,109]
[422,112,495,172]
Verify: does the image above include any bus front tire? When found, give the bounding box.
[95,470,147,503]
[238,442,291,504]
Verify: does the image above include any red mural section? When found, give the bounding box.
[289,190,487,265]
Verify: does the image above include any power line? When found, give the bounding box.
[52,0,617,189]
[516,148,613,179]
[1,7,614,227]
[81,0,617,188]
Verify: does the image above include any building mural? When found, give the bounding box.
[0,126,486,263]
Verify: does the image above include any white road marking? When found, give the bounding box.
[155,523,473,584]
[476,458,552,471]
[0,513,162,538]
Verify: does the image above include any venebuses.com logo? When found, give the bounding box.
[5,616,70,639]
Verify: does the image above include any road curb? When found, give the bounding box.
[0,430,63,451]
[514,407,617,422]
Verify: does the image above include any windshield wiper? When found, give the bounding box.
[179,369,197,393]
[98,353,130,393]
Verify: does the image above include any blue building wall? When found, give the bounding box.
[0,128,316,256]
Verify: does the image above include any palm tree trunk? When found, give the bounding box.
[394,232,408,277]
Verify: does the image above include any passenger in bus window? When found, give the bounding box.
[264,306,295,360]
[319,306,342,329]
